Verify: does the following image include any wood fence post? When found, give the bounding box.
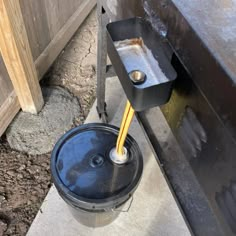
[0,0,44,114]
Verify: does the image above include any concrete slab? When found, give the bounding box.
[6,87,81,155]
[27,78,191,236]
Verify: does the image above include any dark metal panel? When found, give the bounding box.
[149,0,236,143]
[136,53,236,236]
[172,0,236,83]
[161,54,236,235]
[102,0,236,143]
[137,108,226,236]
[99,0,236,235]
[101,0,143,20]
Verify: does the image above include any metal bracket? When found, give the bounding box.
[96,102,108,123]
[96,4,109,123]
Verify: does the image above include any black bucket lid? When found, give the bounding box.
[51,123,143,211]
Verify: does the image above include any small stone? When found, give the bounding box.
[27,161,32,166]
[32,191,38,196]
[0,220,7,235]
[27,165,40,175]
[0,195,5,203]
[34,187,44,195]
[30,196,38,203]
[6,171,15,177]
[17,174,23,179]
[19,165,26,171]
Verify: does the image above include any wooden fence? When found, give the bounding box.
[0,0,96,136]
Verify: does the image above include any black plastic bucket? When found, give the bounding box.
[51,123,143,227]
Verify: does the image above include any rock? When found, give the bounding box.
[0,195,6,203]
[6,171,15,177]
[16,174,23,179]
[0,220,7,235]
[0,186,5,193]
[19,165,26,171]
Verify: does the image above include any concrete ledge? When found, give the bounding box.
[27,78,190,236]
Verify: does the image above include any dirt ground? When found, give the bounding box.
[0,9,97,236]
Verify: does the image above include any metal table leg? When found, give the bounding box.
[96,3,108,123]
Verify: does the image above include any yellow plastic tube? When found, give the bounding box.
[116,100,135,155]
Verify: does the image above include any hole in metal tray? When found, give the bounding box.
[129,70,146,85]
[114,38,169,88]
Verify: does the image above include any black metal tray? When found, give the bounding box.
[106,17,177,111]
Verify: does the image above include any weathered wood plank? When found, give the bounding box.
[0,91,20,137]
[0,0,44,113]
[35,0,96,78]
[0,54,13,105]
[60,0,84,27]
[20,0,51,60]
[44,0,62,39]
[43,0,83,40]
[20,0,83,61]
